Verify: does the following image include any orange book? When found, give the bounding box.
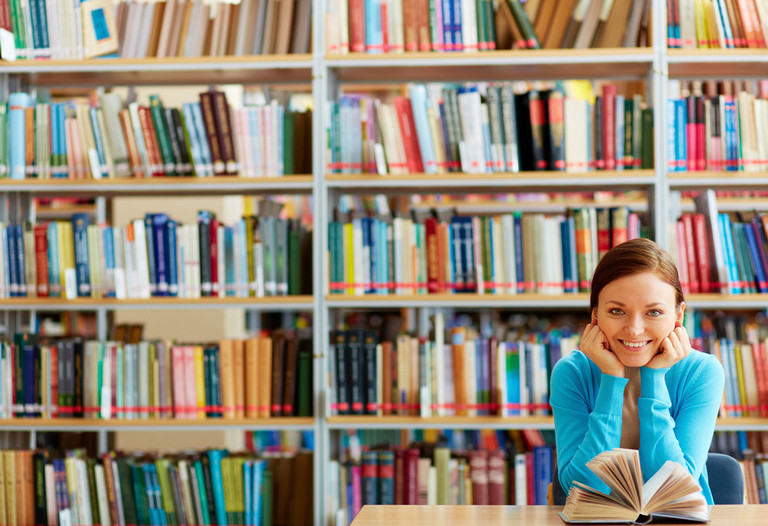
[232,339,245,418]
[450,327,468,416]
[245,338,259,417]
[402,0,419,51]
[137,106,164,176]
[119,109,143,177]
[258,336,273,418]
[218,339,236,419]
[542,0,576,48]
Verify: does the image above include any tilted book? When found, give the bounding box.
[560,448,709,524]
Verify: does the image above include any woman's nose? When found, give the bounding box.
[624,316,644,336]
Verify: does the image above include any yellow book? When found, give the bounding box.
[0,449,5,526]
[62,222,77,299]
[194,345,206,419]
[244,338,259,418]
[219,339,236,419]
[2,452,13,526]
[232,339,245,419]
[233,456,245,521]
[694,0,710,48]
[221,457,234,522]
[344,221,354,295]
[740,343,759,417]
[733,342,749,416]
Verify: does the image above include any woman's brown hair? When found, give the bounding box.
[589,238,685,311]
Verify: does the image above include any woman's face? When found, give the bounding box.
[592,271,685,368]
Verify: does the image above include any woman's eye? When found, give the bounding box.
[609,308,624,315]
[647,310,662,317]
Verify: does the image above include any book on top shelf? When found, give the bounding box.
[560,449,708,525]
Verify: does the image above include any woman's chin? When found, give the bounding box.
[618,353,654,369]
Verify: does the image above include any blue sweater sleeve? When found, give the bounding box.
[550,352,627,494]
[638,354,724,486]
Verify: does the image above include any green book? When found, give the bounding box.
[194,459,212,525]
[115,457,139,526]
[641,107,653,169]
[475,0,488,49]
[296,346,312,417]
[624,98,634,169]
[86,458,101,524]
[129,462,151,525]
[261,469,273,526]
[155,458,179,525]
[288,219,301,295]
[233,456,246,526]
[149,94,177,175]
[283,111,295,175]
[506,0,540,49]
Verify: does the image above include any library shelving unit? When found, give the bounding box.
[0,53,325,524]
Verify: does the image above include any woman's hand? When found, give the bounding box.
[645,321,691,369]
[581,322,624,377]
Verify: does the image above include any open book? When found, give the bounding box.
[559,448,710,524]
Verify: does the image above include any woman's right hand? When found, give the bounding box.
[581,322,624,377]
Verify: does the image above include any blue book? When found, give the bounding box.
[744,222,768,292]
[253,460,266,526]
[47,222,59,296]
[8,93,29,180]
[408,84,438,174]
[56,104,68,177]
[377,451,395,504]
[144,214,158,295]
[451,0,462,51]
[450,217,464,292]
[88,107,109,178]
[462,216,476,292]
[725,100,738,171]
[674,99,687,172]
[71,213,91,297]
[513,212,525,293]
[243,460,253,526]
[191,102,214,177]
[224,225,235,296]
[533,445,553,505]
[210,346,222,417]
[507,342,521,416]
[486,217,495,292]
[719,213,741,294]
[165,219,178,296]
[103,225,116,297]
[207,449,229,525]
[441,0,453,50]
[361,451,378,504]
[615,95,625,170]
[248,107,262,175]
[15,224,25,297]
[181,103,203,176]
[364,216,375,293]
[151,213,169,296]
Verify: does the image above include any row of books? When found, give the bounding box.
[2,90,312,180]
[327,319,581,417]
[327,0,649,54]
[674,189,768,295]
[3,0,312,60]
[666,80,768,172]
[0,332,313,420]
[0,447,313,526]
[327,207,643,296]
[327,83,652,176]
[330,442,554,524]
[667,0,768,48]
[0,208,313,299]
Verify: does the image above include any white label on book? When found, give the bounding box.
[64,269,78,299]
[88,149,102,179]
[0,29,15,61]
[114,268,126,299]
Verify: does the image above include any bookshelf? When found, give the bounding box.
[4,0,768,522]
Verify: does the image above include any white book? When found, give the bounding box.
[45,463,57,525]
[434,312,446,417]
[138,342,149,419]
[501,214,517,294]
[131,219,151,298]
[123,225,139,299]
[101,343,112,419]
[457,87,486,173]
[515,453,528,505]
[375,343,383,416]
[352,215,366,295]
[190,222,201,298]
[94,464,111,526]
[112,227,127,299]
[465,339,477,417]
[519,341,529,417]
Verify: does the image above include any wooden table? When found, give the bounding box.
[350,504,768,525]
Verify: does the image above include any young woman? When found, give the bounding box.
[550,238,725,504]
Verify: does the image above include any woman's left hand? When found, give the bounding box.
[645,322,691,369]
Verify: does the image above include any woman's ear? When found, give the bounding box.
[591,308,598,326]
[676,301,686,326]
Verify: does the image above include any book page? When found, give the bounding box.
[641,460,707,518]
[587,449,641,509]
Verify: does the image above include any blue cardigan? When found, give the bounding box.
[550,349,725,504]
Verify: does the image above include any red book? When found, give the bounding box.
[681,214,700,293]
[137,106,165,176]
[402,0,419,51]
[686,96,697,171]
[416,0,431,51]
[488,450,506,504]
[695,96,706,171]
[692,213,712,293]
[525,452,535,505]
[469,450,490,505]
[33,224,49,297]
[49,344,58,418]
[406,448,419,504]
[348,0,365,52]
[602,84,617,170]
[394,449,405,504]
[393,96,424,173]
[210,218,219,296]
[757,343,768,417]
[380,3,390,51]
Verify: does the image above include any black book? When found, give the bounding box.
[363,330,378,415]
[73,339,84,418]
[346,329,365,415]
[514,91,534,171]
[144,213,158,296]
[529,89,552,171]
[332,330,350,415]
[198,210,213,296]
